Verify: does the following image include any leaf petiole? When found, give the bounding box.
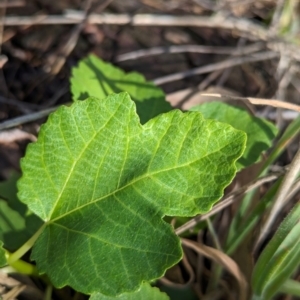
[7,223,46,264]
[4,256,39,275]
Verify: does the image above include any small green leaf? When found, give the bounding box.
[0,173,43,251]
[252,203,300,300]
[90,283,169,300]
[0,241,6,267]
[190,102,278,170]
[18,92,246,296]
[71,54,172,123]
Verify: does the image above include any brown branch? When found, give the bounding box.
[3,13,267,40]
[0,106,60,131]
[116,42,264,62]
[3,12,300,61]
[153,51,279,85]
[0,0,25,8]
[201,93,300,112]
[181,238,248,300]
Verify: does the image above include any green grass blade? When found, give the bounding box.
[252,203,300,299]
[260,115,300,175]
[279,279,300,297]
[225,179,281,255]
[227,115,300,245]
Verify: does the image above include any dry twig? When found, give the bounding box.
[47,0,93,75]
[181,238,248,300]
[0,0,7,54]
[153,51,278,85]
[0,95,39,112]
[116,42,264,62]
[0,0,24,8]
[0,54,7,68]
[201,93,300,112]
[0,106,59,131]
[4,12,300,60]
[0,128,36,143]
[159,254,195,288]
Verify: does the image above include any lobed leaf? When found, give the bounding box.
[90,283,169,300]
[190,102,278,170]
[0,241,6,267]
[252,203,300,300]
[18,92,246,296]
[71,54,172,124]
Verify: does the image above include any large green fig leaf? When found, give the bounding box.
[71,54,172,124]
[190,102,278,170]
[18,92,246,296]
[0,241,6,267]
[0,173,43,251]
[90,283,169,300]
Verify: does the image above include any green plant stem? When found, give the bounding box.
[279,279,300,297]
[44,284,53,300]
[206,218,222,292]
[260,115,300,175]
[10,258,39,275]
[7,223,46,264]
[2,248,38,275]
[206,218,222,251]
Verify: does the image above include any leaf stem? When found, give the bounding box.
[44,284,53,300]
[7,224,46,264]
[9,258,39,275]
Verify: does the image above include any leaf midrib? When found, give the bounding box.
[52,222,178,257]
[49,141,232,224]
